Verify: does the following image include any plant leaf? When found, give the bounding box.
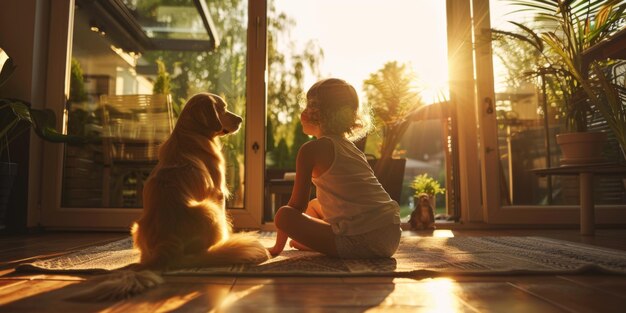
[28,108,90,144]
[509,0,559,14]
[595,3,612,27]
[492,28,544,52]
[9,101,33,123]
[7,100,92,144]
[510,21,545,51]
[0,57,16,89]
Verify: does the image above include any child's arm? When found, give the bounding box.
[287,139,332,210]
[268,139,332,255]
[267,145,315,256]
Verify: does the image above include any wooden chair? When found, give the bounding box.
[100,94,174,207]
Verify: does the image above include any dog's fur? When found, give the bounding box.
[71,93,269,301]
[408,193,436,230]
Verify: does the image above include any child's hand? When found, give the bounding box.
[267,229,288,257]
[268,245,284,257]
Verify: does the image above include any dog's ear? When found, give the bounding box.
[177,93,223,135]
[203,94,223,133]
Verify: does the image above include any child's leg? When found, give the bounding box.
[290,199,324,251]
[289,240,312,251]
[303,198,325,219]
[273,204,338,257]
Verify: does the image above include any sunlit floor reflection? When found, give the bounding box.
[217,283,264,310]
[366,277,464,312]
[433,229,455,238]
[421,277,463,313]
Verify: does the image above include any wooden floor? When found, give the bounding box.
[1,229,626,312]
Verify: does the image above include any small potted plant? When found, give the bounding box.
[410,173,445,209]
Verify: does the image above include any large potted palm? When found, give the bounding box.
[493,0,626,165]
[362,61,425,202]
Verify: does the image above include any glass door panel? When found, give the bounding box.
[489,0,626,206]
[63,0,249,212]
[489,0,559,206]
[265,0,453,223]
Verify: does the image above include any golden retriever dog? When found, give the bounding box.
[72,93,269,301]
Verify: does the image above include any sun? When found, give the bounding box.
[418,72,450,105]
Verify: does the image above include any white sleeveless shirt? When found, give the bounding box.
[311,135,401,236]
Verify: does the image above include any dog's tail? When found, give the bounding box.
[67,233,269,302]
[178,232,270,268]
[67,270,164,302]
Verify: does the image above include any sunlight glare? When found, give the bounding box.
[420,79,450,105]
[217,283,265,311]
[275,0,449,104]
[157,291,203,312]
[433,229,455,238]
[422,277,463,313]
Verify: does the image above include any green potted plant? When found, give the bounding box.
[493,0,626,165]
[0,49,89,230]
[362,61,425,201]
[410,173,445,209]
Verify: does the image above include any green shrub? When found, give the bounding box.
[411,174,445,197]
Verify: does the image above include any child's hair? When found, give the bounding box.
[305,78,370,141]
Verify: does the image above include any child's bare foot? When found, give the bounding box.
[289,240,313,251]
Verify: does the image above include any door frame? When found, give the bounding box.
[231,0,267,229]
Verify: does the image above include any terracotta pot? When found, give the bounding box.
[368,158,406,203]
[556,131,607,166]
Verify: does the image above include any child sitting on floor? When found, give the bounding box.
[268,78,401,258]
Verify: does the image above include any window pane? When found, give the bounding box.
[63,0,248,209]
[490,0,625,205]
[490,0,560,205]
[265,0,451,222]
[121,0,211,40]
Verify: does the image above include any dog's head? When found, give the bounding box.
[417,193,430,205]
[176,93,243,137]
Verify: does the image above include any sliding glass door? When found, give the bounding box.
[40,0,623,230]
[264,0,454,224]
